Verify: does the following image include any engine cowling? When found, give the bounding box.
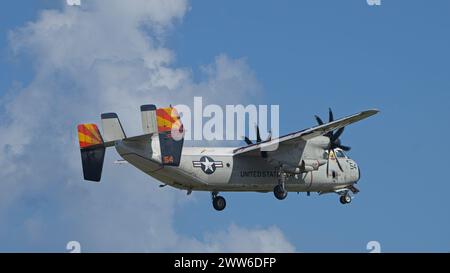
[281,159,326,174]
[301,159,327,171]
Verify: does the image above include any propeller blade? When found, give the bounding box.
[316,109,353,172]
[315,115,324,125]
[244,137,253,145]
[333,127,345,142]
[338,145,352,152]
[325,131,334,139]
[334,151,344,172]
[328,108,334,123]
[326,149,330,177]
[256,125,262,143]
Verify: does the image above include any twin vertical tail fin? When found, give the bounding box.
[77,124,105,182]
[140,105,158,134]
[157,107,184,166]
[141,105,185,166]
[78,104,185,182]
[77,113,127,182]
[101,113,126,145]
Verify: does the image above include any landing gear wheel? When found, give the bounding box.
[340,195,352,205]
[212,196,226,211]
[273,184,288,200]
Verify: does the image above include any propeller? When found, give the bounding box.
[243,125,271,158]
[315,108,352,175]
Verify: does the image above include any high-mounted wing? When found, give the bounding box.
[233,109,379,157]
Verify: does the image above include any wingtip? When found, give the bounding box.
[365,109,380,115]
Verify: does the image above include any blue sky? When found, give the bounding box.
[0,0,449,252]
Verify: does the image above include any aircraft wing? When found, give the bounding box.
[233,109,379,157]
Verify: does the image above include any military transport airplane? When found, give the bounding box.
[77,106,378,211]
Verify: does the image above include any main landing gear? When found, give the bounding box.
[273,171,288,200]
[212,192,226,211]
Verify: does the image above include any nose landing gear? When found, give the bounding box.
[339,194,352,205]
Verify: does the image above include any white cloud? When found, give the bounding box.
[0,0,294,252]
[195,224,295,253]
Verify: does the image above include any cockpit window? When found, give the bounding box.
[324,150,347,159]
[335,150,346,158]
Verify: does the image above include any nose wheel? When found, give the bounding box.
[339,194,352,205]
[212,192,226,211]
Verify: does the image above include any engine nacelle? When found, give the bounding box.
[301,159,327,171]
[281,159,326,174]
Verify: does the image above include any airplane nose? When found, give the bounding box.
[357,166,361,182]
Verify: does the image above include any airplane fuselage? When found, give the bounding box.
[115,136,360,194]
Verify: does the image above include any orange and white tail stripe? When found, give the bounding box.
[77,123,103,149]
[156,107,183,133]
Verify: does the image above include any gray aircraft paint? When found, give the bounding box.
[115,136,359,193]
